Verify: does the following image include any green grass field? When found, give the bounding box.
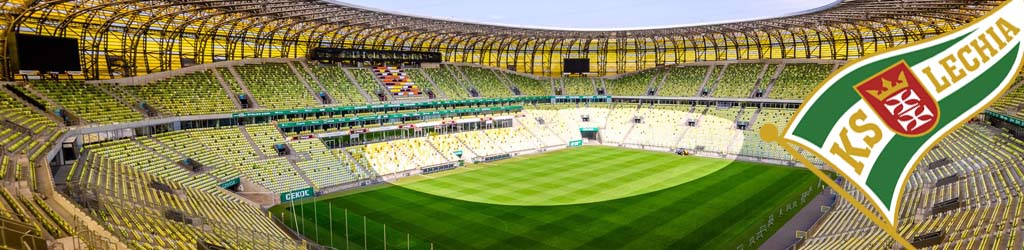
[272,146,820,250]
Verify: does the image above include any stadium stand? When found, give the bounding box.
[423,67,471,99]
[385,137,451,167]
[85,138,219,190]
[0,88,57,156]
[405,69,438,98]
[500,71,551,96]
[768,63,834,99]
[244,124,288,157]
[678,106,743,154]
[992,76,1024,118]
[215,68,247,99]
[800,123,1024,249]
[309,64,370,104]
[623,105,687,148]
[351,143,419,175]
[516,111,566,147]
[426,134,469,162]
[151,131,242,182]
[234,63,321,109]
[562,77,595,96]
[460,66,514,97]
[659,66,709,97]
[739,108,795,160]
[711,63,762,98]
[70,153,303,249]
[483,127,544,152]
[288,139,359,189]
[607,69,658,96]
[602,105,639,144]
[29,81,142,124]
[454,131,507,157]
[372,65,421,97]
[349,68,388,100]
[240,157,309,194]
[120,70,235,116]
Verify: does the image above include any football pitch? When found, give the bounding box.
[272,146,821,250]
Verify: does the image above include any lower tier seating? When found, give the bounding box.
[70,153,302,250]
[288,139,360,189]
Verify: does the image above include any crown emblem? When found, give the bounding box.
[866,71,910,100]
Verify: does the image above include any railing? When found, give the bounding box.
[272,201,436,250]
[0,218,47,249]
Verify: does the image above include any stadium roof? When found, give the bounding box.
[9,0,997,39]
[331,0,843,31]
[0,0,1004,79]
[174,0,993,38]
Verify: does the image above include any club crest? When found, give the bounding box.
[854,62,939,137]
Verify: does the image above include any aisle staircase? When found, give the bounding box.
[210,68,244,109]
[225,66,260,108]
[238,125,267,159]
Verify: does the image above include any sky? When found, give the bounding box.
[336,0,838,30]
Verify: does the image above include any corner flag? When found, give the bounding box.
[762,0,1024,249]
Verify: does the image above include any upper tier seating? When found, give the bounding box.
[460,66,514,97]
[216,68,245,96]
[423,67,471,99]
[349,68,387,99]
[123,70,235,116]
[659,66,709,97]
[768,63,833,99]
[502,72,551,96]
[0,88,57,155]
[405,69,438,97]
[607,69,658,96]
[234,63,320,109]
[309,64,368,104]
[372,65,421,96]
[31,81,142,123]
[712,63,762,98]
[562,77,595,96]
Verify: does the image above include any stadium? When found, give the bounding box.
[0,0,1020,249]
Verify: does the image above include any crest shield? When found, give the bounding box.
[854,62,939,136]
